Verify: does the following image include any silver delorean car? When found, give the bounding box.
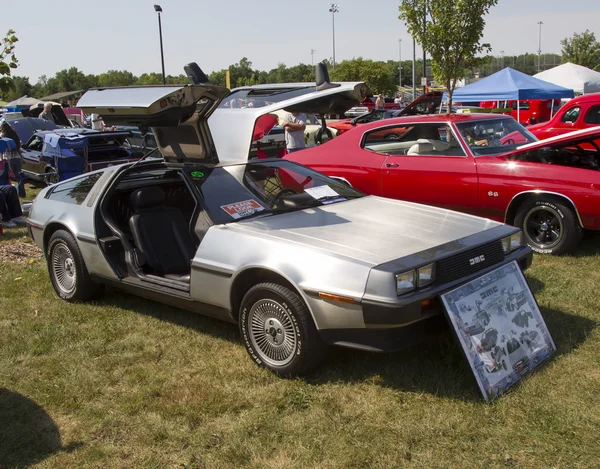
[27,65,533,375]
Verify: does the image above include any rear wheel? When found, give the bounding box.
[314,127,334,145]
[47,230,105,301]
[239,282,323,376]
[515,199,582,255]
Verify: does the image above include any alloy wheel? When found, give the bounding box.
[524,206,563,250]
[52,243,77,295]
[248,299,298,367]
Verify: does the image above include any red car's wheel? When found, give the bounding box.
[515,199,582,255]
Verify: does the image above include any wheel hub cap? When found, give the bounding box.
[51,243,76,294]
[248,299,298,367]
[524,206,563,250]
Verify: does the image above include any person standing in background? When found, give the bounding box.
[39,102,56,123]
[281,112,307,154]
[375,94,385,110]
[0,122,26,197]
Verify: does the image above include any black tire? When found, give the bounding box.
[239,282,323,376]
[47,230,105,302]
[514,198,582,255]
[314,127,334,145]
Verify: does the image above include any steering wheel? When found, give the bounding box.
[273,188,298,207]
[502,138,516,145]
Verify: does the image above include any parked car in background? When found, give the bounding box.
[4,117,59,145]
[287,113,600,255]
[30,72,533,376]
[20,128,136,182]
[333,92,443,136]
[479,99,562,126]
[527,93,600,139]
[329,109,403,135]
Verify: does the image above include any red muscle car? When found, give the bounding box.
[286,113,600,255]
[528,93,600,139]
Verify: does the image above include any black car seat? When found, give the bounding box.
[129,186,195,282]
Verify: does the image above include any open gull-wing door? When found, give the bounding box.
[77,84,230,164]
[209,63,367,163]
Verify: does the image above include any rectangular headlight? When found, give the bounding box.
[510,231,524,251]
[418,263,435,287]
[501,236,511,254]
[502,232,525,254]
[396,270,416,296]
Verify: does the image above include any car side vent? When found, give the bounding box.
[184,62,210,85]
[315,62,341,91]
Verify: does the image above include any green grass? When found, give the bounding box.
[1,228,599,468]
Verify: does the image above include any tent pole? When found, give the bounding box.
[517,101,520,123]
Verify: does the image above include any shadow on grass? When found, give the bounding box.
[0,226,30,242]
[0,389,82,468]
[96,289,596,402]
[574,230,600,257]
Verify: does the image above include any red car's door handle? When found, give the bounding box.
[385,163,399,168]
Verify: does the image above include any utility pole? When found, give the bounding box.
[398,39,403,88]
[310,49,316,66]
[422,10,427,94]
[329,4,339,69]
[412,38,416,100]
[154,4,166,84]
[537,21,543,73]
[500,50,504,69]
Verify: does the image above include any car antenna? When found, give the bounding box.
[315,62,341,91]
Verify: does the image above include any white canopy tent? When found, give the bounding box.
[534,63,600,95]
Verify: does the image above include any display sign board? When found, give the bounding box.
[441,261,556,402]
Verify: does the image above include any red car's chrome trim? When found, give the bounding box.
[504,190,584,227]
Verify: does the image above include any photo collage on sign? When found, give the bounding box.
[442,261,556,401]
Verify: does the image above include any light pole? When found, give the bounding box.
[398,39,402,88]
[154,4,166,85]
[412,38,416,100]
[310,49,316,66]
[500,50,504,69]
[537,21,543,73]
[329,4,339,69]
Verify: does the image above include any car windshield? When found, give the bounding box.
[455,118,538,156]
[190,159,363,224]
[219,87,317,109]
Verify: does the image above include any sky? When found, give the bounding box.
[2,0,599,83]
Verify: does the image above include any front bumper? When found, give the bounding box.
[318,247,533,353]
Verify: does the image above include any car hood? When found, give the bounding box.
[509,126,600,157]
[228,196,503,266]
[77,84,231,165]
[209,81,367,164]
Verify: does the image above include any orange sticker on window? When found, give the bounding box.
[220,199,265,219]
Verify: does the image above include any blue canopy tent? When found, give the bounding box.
[444,67,575,122]
[43,133,88,182]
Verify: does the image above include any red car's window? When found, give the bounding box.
[584,105,600,125]
[363,124,465,157]
[561,107,581,124]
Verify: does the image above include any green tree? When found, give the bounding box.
[98,70,137,87]
[4,75,32,101]
[399,0,498,112]
[45,67,98,94]
[561,30,600,71]
[330,58,396,95]
[136,73,163,85]
[0,29,19,98]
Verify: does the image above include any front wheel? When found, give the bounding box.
[514,199,582,255]
[47,230,105,301]
[239,283,323,376]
